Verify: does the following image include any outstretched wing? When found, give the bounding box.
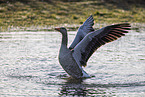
[72,23,131,67]
[69,15,94,49]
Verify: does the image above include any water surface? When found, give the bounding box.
[0,29,145,96]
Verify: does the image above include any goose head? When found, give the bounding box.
[55,27,67,35]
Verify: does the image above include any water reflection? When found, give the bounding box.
[58,78,145,96]
[59,78,111,96]
[5,72,145,97]
[59,78,86,96]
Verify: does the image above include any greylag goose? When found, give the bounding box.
[55,15,131,79]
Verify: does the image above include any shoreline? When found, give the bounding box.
[0,0,145,32]
[1,23,144,32]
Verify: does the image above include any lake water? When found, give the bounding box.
[0,28,145,96]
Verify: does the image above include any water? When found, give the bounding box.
[0,29,145,96]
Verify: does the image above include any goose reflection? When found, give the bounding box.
[58,77,145,96]
[58,78,109,96]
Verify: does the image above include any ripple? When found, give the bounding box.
[1,30,145,96]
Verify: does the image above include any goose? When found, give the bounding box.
[55,15,131,79]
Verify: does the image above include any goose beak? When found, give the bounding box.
[55,28,60,31]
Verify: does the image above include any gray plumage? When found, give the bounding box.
[55,27,88,79]
[55,15,131,79]
[69,15,94,49]
[73,23,131,67]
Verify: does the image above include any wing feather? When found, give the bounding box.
[73,23,131,67]
[69,15,94,49]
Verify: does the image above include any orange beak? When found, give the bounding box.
[55,28,60,31]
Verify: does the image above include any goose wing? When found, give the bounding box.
[69,15,94,49]
[72,23,131,67]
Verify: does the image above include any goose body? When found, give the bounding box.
[56,27,90,79]
[55,15,131,79]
